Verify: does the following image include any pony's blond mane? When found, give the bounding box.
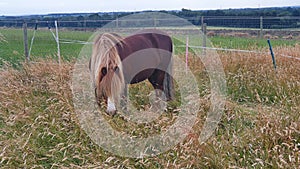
[90,33,125,103]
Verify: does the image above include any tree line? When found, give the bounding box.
[0,6,299,29]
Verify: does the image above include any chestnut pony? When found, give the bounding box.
[89,30,174,115]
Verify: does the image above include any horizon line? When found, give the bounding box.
[2,5,299,17]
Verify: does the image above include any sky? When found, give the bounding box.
[1,0,299,16]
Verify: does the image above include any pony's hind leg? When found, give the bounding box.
[148,70,167,112]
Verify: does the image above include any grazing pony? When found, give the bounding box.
[89,30,174,115]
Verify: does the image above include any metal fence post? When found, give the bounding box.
[54,21,61,65]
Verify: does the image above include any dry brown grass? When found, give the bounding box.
[215,45,300,168]
[0,45,299,168]
[0,33,7,43]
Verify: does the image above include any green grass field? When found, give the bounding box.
[0,28,93,67]
[0,28,299,168]
[0,28,298,66]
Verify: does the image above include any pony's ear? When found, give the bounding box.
[114,66,119,72]
[115,42,121,51]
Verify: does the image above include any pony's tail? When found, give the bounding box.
[164,58,174,101]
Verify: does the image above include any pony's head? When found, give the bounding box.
[90,33,125,115]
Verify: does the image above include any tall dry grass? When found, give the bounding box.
[0,33,7,43]
[213,45,300,168]
[0,45,299,168]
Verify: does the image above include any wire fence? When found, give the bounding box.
[1,16,300,39]
[1,16,300,29]
[0,16,300,67]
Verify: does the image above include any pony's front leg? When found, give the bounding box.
[120,84,128,113]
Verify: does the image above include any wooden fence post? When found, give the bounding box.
[202,23,207,55]
[84,19,87,31]
[154,17,157,28]
[260,16,263,39]
[116,16,119,29]
[185,36,189,73]
[23,22,29,62]
[201,16,204,32]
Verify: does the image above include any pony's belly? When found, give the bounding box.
[125,69,155,84]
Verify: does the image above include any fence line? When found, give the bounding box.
[2,18,300,66]
[59,38,93,45]
[176,45,300,61]
[1,16,300,29]
[29,21,300,62]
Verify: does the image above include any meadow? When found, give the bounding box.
[1,28,298,66]
[0,28,299,168]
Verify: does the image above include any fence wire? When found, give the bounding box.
[1,16,299,66]
[1,16,300,29]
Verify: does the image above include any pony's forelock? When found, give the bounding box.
[90,33,125,102]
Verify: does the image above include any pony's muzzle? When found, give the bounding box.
[106,109,117,116]
[107,97,117,116]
